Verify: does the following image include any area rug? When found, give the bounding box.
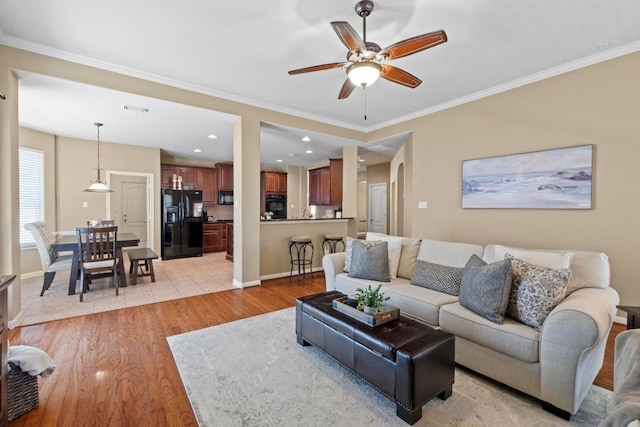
[167,308,612,427]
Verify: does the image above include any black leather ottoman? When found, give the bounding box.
[296,291,455,425]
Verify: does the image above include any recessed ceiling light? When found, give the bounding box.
[194,148,202,153]
[208,134,218,139]
[276,159,283,163]
[302,136,311,142]
[305,149,313,154]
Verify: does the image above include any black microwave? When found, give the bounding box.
[218,190,234,205]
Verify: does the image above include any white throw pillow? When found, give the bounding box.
[365,232,403,279]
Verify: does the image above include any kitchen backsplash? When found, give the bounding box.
[204,204,233,221]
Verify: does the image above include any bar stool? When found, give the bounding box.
[322,234,345,254]
[289,235,314,280]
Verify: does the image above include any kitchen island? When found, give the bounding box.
[260,218,356,278]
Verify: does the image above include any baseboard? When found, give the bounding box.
[260,267,324,281]
[233,278,261,288]
[21,271,43,280]
[8,310,24,329]
[615,315,627,325]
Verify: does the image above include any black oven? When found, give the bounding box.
[265,194,287,219]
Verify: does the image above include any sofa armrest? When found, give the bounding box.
[540,286,619,414]
[322,253,345,291]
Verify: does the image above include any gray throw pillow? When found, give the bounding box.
[505,253,571,332]
[410,260,464,296]
[459,254,513,324]
[348,240,390,282]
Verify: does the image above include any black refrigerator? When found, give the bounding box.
[162,189,204,259]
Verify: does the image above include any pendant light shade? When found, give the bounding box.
[84,122,112,192]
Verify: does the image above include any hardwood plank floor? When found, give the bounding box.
[7,275,620,426]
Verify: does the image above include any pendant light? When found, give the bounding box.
[84,122,112,192]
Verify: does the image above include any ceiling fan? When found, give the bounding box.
[288,0,448,99]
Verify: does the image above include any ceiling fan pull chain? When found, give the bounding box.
[364,88,368,120]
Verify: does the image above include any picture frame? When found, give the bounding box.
[462,145,593,209]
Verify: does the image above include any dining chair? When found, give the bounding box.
[75,226,119,302]
[24,222,73,296]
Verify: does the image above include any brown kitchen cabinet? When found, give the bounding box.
[196,167,218,203]
[226,223,234,261]
[309,166,331,205]
[262,171,287,194]
[161,165,198,190]
[308,159,343,206]
[203,222,227,252]
[216,163,234,191]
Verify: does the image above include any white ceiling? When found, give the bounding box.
[2,0,640,165]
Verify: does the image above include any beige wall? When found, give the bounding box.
[376,52,640,307]
[55,135,161,254]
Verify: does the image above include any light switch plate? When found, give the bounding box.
[82,201,88,208]
[418,201,428,209]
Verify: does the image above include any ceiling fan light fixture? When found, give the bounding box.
[347,61,382,88]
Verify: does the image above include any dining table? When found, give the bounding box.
[50,232,140,295]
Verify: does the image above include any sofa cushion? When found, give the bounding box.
[382,283,458,326]
[410,260,463,296]
[440,302,540,363]
[505,254,571,332]
[417,239,484,268]
[459,255,513,324]
[483,244,607,293]
[334,273,408,297]
[365,232,403,279]
[348,240,390,282]
[483,244,573,270]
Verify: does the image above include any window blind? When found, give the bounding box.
[19,147,44,247]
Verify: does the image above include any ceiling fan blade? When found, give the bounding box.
[380,30,447,60]
[380,65,422,88]
[288,62,347,75]
[338,79,357,99]
[331,21,366,53]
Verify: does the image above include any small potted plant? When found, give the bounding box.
[355,284,390,315]
[263,211,274,220]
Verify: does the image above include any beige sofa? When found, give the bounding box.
[322,233,619,419]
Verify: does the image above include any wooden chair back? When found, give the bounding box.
[75,226,118,266]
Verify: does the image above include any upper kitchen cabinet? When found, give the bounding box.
[161,165,196,189]
[216,163,234,191]
[262,171,287,194]
[329,158,342,206]
[196,167,218,203]
[309,158,342,206]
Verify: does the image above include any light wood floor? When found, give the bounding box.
[7,274,620,426]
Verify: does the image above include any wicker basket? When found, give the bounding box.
[7,362,39,421]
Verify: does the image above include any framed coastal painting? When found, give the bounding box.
[462,145,593,209]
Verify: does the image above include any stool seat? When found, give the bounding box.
[127,248,158,285]
[291,235,312,243]
[322,234,345,254]
[324,234,343,240]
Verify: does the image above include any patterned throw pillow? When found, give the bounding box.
[410,260,464,296]
[343,237,356,273]
[505,253,571,331]
[348,240,390,282]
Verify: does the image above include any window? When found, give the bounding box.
[19,147,44,247]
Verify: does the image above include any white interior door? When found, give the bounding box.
[368,183,387,234]
[122,182,148,247]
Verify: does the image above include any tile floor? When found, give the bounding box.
[18,252,235,326]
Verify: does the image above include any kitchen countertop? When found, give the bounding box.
[260,217,351,223]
